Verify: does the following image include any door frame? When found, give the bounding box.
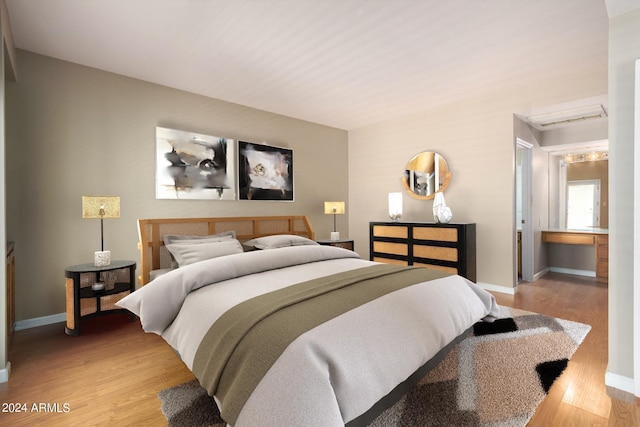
[633,58,640,397]
[516,138,534,284]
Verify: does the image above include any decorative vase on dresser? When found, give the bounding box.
[369,222,476,282]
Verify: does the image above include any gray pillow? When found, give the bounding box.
[163,231,237,268]
[165,239,243,268]
[163,230,236,246]
[243,234,318,250]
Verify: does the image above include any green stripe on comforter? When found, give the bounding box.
[193,263,450,425]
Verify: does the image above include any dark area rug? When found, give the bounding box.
[159,308,590,427]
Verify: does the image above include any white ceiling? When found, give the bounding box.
[5,0,610,130]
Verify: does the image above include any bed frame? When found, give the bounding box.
[137,215,314,286]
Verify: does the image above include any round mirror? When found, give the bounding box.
[402,151,451,200]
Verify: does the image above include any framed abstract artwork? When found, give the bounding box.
[156,127,235,200]
[237,141,293,201]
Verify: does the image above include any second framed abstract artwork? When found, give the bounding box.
[237,141,294,201]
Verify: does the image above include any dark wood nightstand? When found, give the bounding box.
[65,260,136,336]
[316,239,355,251]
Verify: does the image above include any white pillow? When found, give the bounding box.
[165,239,243,267]
[243,234,318,250]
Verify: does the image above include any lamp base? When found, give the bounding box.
[330,231,340,241]
[94,250,111,267]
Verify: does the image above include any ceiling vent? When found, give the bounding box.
[526,104,607,129]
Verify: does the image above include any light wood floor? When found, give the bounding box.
[494,273,640,427]
[0,272,638,426]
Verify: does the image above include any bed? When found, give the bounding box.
[119,215,499,427]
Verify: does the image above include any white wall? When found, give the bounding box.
[607,5,640,391]
[348,68,607,290]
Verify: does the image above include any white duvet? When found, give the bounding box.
[118,245,499,427]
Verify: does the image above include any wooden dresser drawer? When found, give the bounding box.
[597,261,608,278]
[542,232,595,245]
[596,235,608,259]
[413,227,458,242]
[373,241,408,256]
[372,225,408,239]
[597,245,609,260]
[413,245,458,262]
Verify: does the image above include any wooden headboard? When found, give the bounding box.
[137,215,315,286]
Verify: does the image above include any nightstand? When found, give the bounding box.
[316,239,355,251]
[65,260,136,336]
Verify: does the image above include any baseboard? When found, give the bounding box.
[477,282,515,295]
[14,312,66,331]
[533,268,550,281]
[605,372,636,395]
[548,267,596,277]
[0,362,11,383]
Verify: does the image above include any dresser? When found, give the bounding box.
[369,222,476,282]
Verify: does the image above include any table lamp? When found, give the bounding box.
[82,196,120,266]
[324,201,345,240]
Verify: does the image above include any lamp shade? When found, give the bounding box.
[324,201,345,215]
[82,196,120,219]
[82,196,120,263]
[388,192,402,221]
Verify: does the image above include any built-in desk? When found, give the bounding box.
[541,229,608,283]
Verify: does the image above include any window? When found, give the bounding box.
[566,179,600,229]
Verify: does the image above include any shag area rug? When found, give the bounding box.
[158,308,590,427]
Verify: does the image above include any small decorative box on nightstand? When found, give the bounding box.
[316,239,355,251]
[65,260,136,336]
